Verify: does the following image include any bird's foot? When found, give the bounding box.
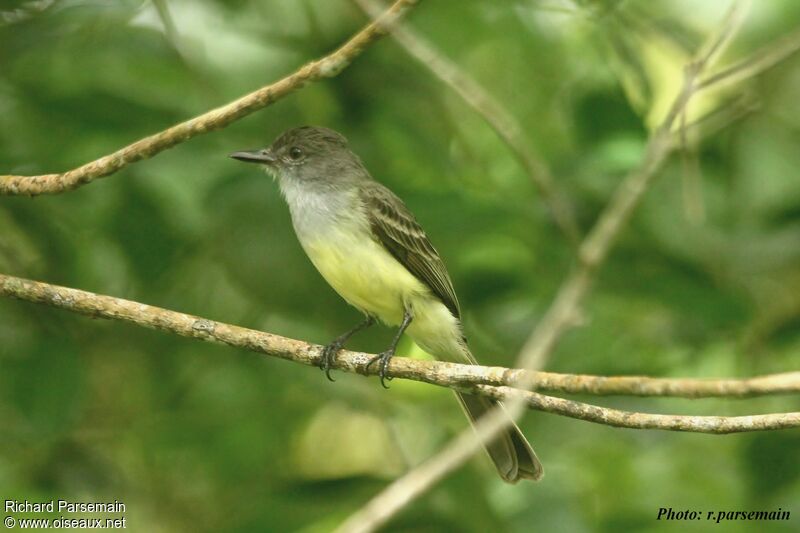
[366,350,395,389]
[320,339,346,382]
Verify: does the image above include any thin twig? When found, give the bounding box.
[698,27,800,92]
[0,0,421,196]
[679,111,706,224]
[694,1,749,71]
[468,385,800,434]
[678,1,749,224]
[354,0,582,245]
[676,92,760,145]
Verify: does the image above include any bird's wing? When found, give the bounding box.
[361,181,461,318]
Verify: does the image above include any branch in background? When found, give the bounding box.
[698,26,800,91]
[336,402,523,533]
[0,0,421,196]
[679,98,706,224]
[678,2,747,225]
[518,0,748,372]
[0,0,57,26]
[353,0,582,245]
[512,90,688,370]
[675,92,760,147]
[334,391,798,533]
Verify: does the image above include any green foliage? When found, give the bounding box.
[2,0,800,531]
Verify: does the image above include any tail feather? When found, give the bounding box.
[416,326,543,482]
[456,392,543,483]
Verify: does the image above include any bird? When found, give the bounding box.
[230,126,542,483]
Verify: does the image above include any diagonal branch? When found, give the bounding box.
[0,0,421,196]
[698,26,800,92]
[354,0,582,245]
[518,0,749,372]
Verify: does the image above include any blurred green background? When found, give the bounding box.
[2,0,800,531]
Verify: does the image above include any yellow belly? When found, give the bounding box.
[300,228,468,362]
[301,231,426,325]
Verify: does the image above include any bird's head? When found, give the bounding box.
[230,126,365,187]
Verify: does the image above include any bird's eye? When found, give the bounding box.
[289,147,304,160]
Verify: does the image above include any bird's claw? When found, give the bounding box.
[320,340,344,382]
[366,350,395,389]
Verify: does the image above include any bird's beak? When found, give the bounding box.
[229,149,276,164]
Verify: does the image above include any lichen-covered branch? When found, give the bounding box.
[1,272,798,417]
[491,369,800,398]
[0,0,420,196]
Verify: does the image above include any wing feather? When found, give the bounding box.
[361,181,460,318]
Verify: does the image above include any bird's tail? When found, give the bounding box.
[455,391,544,483]
[447,343,543,482]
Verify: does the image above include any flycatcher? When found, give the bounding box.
[230,126,542,483]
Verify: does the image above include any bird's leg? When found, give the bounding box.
[321,315,375,381]
[366,309,413,389]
